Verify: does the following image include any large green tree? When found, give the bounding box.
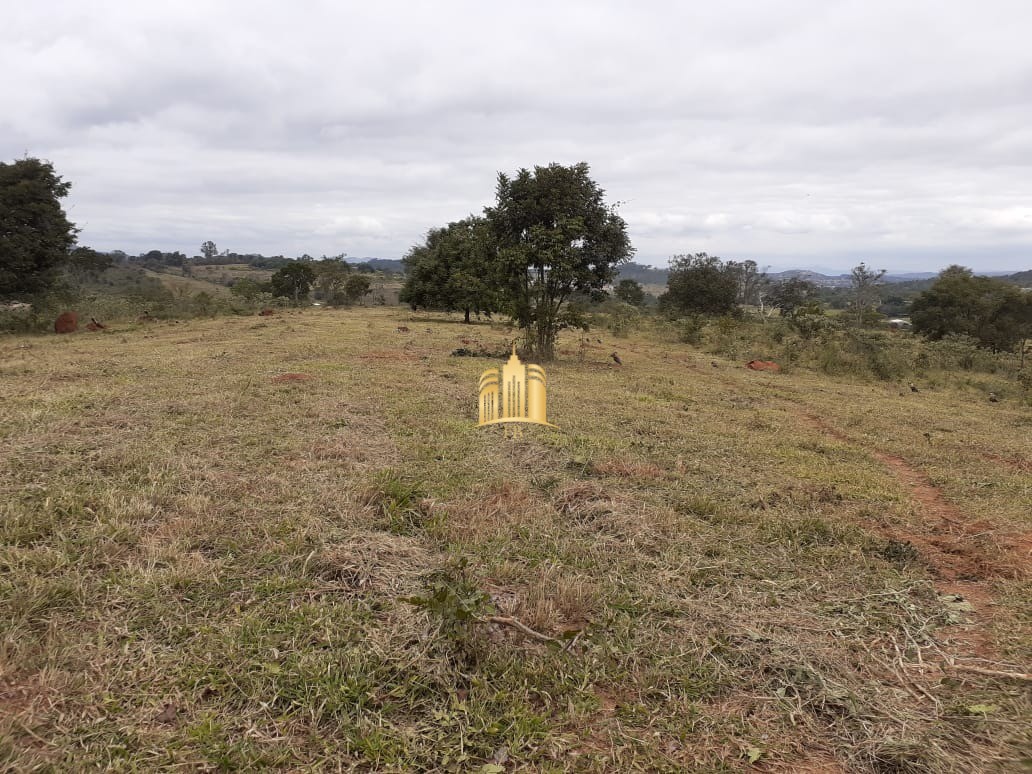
[400,216,500,323]
[485,162,633,360]
[911,265,1032,352]
[659,253,739,316]
[270,261,316,305]
[0,158,78,298]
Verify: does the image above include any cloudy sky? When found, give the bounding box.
[3,1,1031,272]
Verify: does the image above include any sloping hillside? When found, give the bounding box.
[1,310,1028,771]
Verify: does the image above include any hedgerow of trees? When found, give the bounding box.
[911,266,1032,355]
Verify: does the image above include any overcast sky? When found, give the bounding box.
[3,1,1031,272]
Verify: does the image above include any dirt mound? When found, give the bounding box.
[746,360,780,372]
[54,312,78,334]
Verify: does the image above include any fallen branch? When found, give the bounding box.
[949,664,1032,681]
[480,615,564,646]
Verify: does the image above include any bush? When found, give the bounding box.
[675,315,706,345]
[925,334,1000,372]
[600,300,641,337]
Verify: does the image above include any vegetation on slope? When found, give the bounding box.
[1,309,1028,771]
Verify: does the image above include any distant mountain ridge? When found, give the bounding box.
[1001,269,1032,287]
[614,264,1032,288]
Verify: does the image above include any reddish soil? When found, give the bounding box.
[800,412,1026,582]
[271,373,313,383]
[795,411,1032,679]
[54,312,78,334]
[591,460,665,479]
[981,451,1032,473]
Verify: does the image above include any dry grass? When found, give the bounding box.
[1,308,1029,771]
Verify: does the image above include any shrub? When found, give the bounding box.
[675,315,706,345]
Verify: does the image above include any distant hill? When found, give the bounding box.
[1001,269,1032,287]
[352,258,405,274]
[614,262,670,285]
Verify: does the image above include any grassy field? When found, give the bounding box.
[187,264,274,287]
[1,308,1029,772]
[142,269,233,299]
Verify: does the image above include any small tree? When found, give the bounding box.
[486,162,633,360]
[314,257,352,305]
[726,259,767,307]
[230,277,265,303]
[849,262,886,327]
[0,158,78,298]
[659,253,739,317]
[270,262,316,305]
[343,274,372,305]
[614,278,646,307]
[768,277,817,316]
[200,241,218,261]
[192,291,215,316]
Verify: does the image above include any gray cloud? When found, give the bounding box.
[3,0,1031,271]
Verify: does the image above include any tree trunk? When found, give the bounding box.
[464,307,471,324]
[537,327,554,361]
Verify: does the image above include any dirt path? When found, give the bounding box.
[795,411,1031,675]
[798,412,1022,583]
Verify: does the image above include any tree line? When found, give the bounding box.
[0,158,376,313]
[3,155,1030,359]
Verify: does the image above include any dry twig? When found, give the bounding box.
[481,615,564,646]
[948,664,1032,681]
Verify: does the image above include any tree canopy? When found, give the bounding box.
[0,158,78,298]
[614,278,646,307]
[659,253,739,316]
[400,216,499,323]
[911,265,1032,352]
[486,162,633,359]
[313,257,352,306]
[767,277,818,316]
[270,261,316,305]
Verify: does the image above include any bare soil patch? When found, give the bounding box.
[271,372,312,382]
[799,412,1027,582]
[795,410,1032,685]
